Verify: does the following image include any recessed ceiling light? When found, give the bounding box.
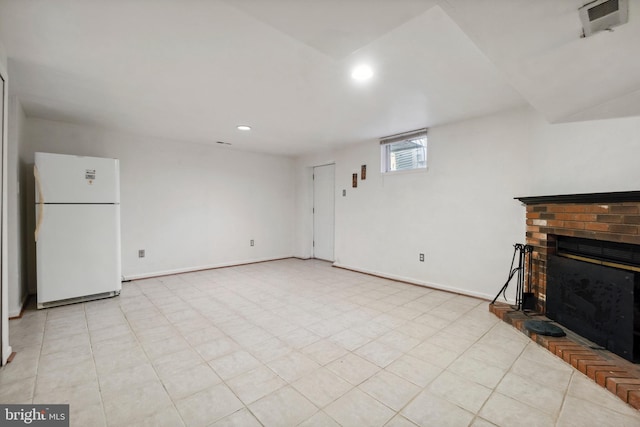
[237,125,251,131]
[351,64,374,81]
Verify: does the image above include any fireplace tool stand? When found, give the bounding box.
[491,243,534,311]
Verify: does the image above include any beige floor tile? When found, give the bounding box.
[302,339,350,365]
[386,354,442,387]
[292,367,353,408]
[152,348,204,377]
[159,362,222,400]
[35,358,97,395]
[98,362,158,398]
[279,328,322,349]
[464,342,523,369]
[175,383,244,427]
[0,350,40,384]
[325,388,395,427]
[557,395,640,427]
[209,350,261,380]
[427,330,477,353]
[141,335,191,360]
[102,381,173,426]
[183,326,225,346]
[298,410,341,427]
[245,336,292,363]
[89,323,132,343]
[33,380,102,407]
[227,365,286,404]
[7,260,640,427]
[566,372,640,417]
[428,371,492,413]
[93,345,149,376]
[396,321,438,340]
[351,321,391,339]
[377,330,420,352]
[359,371,421,411]
[267,351,320,382]
[210,408,262,427]
[126,407,186,427]
[329,329,371,351]
[479,392,555,427]
[446,354,507,389]
[134,324,182,344]
[71,402,107,427]
[355,340,404,368]
[0,375,36,403]
[510,353,572,393]
[249,386,318,427]
[41,333,91,356]
[194,336,240,361]
[384,415,420,427]
[495,372,564,417]
[402,390,475,427]
[470,417,499,427]
[326,353,379,385]
[408,341,460,368]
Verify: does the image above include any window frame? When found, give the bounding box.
[380,128,428,174]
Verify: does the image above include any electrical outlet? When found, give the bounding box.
[342,189,346,197]
[419,253,424,262]
[138,249,145,258]
[250,240,254,246]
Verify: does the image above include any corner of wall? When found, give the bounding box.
[0,40,6,73]
[7,95,28,316]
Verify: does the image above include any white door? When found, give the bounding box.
[313,164,335,261]
[0,68,7,365]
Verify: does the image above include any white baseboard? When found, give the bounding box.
[8,293,30,318]
[332,262,506,302]
[122,256,294,281]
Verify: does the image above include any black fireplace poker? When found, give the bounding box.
[491,243,535,311]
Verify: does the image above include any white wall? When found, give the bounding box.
[296,105,640,301]
[7,95,26,316]
[330,108,531,300]
[23,118,296,283]
[529,112,640,195]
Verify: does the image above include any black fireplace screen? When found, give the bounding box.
[547,254,639,362]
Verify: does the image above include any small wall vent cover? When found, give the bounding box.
[580,0,629,37]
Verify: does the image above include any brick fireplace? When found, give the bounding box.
[517,191,640,314]
[489,191,640,409]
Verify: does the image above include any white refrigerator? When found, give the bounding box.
[35,152,122,309]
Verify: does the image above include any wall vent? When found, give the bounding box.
[580,0,629,37]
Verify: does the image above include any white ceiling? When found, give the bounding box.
[0,0,638,156]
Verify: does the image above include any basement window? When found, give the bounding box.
[380,129,427,173]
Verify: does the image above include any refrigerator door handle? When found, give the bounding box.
[34,164,44,242]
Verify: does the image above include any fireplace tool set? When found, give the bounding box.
[491,243,535,311]
[491,243,566,337]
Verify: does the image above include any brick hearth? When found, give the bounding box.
[490,303,640,410]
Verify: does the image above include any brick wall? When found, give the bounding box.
[525,202,640,313]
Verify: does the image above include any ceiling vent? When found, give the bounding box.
[579,0,629,37]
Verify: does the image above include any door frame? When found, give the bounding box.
[312,163,335,261]
[0,60,9,366]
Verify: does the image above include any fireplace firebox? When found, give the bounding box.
[546,236,640,362]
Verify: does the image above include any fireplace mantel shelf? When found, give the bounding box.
[515,191,640,205]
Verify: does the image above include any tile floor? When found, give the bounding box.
[1,259,639,426]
